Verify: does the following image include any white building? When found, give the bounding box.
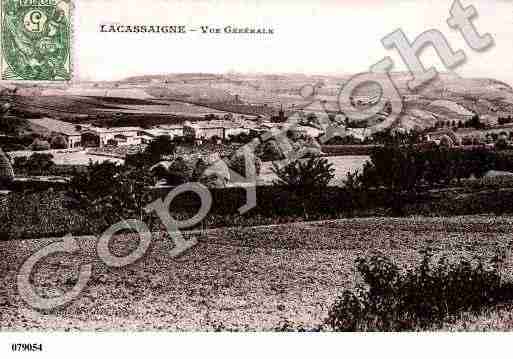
[183,121,226,141]
[28,118,82,149]
[80,126,142,148]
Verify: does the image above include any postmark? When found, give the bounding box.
[1,0,72,81]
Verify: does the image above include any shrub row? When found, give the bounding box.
[357,146,513,191]
[0,185,392,240]
[325,249,511,331]
[321,145,379,156]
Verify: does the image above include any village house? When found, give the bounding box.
[290,125,324,139]
[27,116,269,149]
[183,121,226,142]
[0,147,14,189]
[79,125,142,148]
[156,124,184,138]
[28,118,82,149]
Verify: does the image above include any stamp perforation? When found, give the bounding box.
[0,0,73,82]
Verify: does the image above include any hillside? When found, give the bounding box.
[1,72,512,132]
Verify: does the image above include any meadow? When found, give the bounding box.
[8,149,125,166]
[1,216,513,331]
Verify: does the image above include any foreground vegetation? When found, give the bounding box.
[5,139,513,331]
[2,216,513,330]
[6,143,513,240]
[325,249,511,331]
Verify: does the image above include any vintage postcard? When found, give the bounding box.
[0,0,513,357]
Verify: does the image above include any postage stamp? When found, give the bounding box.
[1,0,72,81]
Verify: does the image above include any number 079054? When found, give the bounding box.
[11,343,43,352]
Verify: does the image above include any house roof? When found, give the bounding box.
[157,124,183,130]
[88,126,142,134]
[28,118,81,136]
[184,120,232,129]
[426,130,460,143]
[142,129,175,137]
[294,125,324,136]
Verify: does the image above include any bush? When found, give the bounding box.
[226,151,262,178]
[325,249,507,331]
[0,195,11,240]
[272,157,335,218]
[227,132,257,144]
[6,190,86,239]
[50,135,68,149]
[18,153,55,176]
[272,157,335,189]
[125,135,176,168]
[30,139,51,151]
[66,161,154,231]
[361,146,509,193]
[495,138,509,151]
[324,135,362,145]
[145,135,176,161]
[258,140,286,161]
[161,157,194,186]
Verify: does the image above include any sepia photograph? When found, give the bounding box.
[1,0,513,356]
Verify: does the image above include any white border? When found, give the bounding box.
[1,333,513,359]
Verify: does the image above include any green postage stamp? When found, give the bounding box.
[1,0,72,81]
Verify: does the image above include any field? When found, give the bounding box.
[9,95,230,119]
[8,150,124,166]
[2,216,513,331]
[6,71,513,133]
[6,150,370,184]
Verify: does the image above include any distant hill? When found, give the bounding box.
[123,73,227,83]
[2,72,513,133]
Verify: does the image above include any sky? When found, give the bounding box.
[74,0,513,84]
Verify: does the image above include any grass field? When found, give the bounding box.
[2,216,513,331]
[8,150,125,166]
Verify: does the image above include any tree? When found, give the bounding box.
[0,148,14,189]
[272,157,335,218]
[125,151,150,169]
[126,135,176,168]
[145,135,176,162]
[210,135,222,144]
[469,114,484,129]
[191,158,208,182]
[227,132,256,144]
[12,156,28,175]
[67,161,120,206]
[152,157,194,186]
[226,151,262,179]
[439,135,454,148]
[258,139,286,161]
[325,135,362,145]
[360,145,424,215]
[496,137,508,151]
[66,161,154,232]
[51,135,68,149]
[26,153,54,175]
[31,139,51,151]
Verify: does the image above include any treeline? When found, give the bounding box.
[354,146,513,191]
[321,145,380,156]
